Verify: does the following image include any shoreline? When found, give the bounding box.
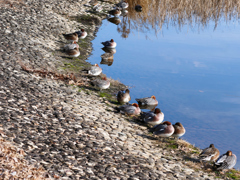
[0,0,238,179]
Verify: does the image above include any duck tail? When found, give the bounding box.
[149,124,158,133]
[139,112,145,121]
[115,106,121,112]
[135,98,141,104]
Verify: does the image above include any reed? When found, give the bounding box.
[118,0,240,37]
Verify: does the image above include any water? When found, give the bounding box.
[87,3,240,168]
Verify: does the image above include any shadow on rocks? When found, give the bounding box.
[183,156,200,163]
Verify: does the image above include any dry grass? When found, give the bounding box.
[0,136,52,179]
[0,0,24,8]
[19,62,86,86]
[118,0,240,37]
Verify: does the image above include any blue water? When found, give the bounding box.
[87,15,240,168]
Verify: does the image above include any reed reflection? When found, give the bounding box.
[117,0,240,38]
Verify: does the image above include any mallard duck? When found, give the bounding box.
[92,77,110,90]
[215,151,237,170]
[101,39,117,48]
[116,103,141,116]
[117,89,131,104]
[140,108,164,126]
[136,95,158,106]
[109,8,121,17]
[88,64,102,76]
[199,144,220,162]
[75,29,88,39]
[65,47,80,57]
[62,32,78,42]
[150,121,174,137]
[116,1,129,9]
[63,41,79,51]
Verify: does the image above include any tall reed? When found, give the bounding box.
[118,0,240,37]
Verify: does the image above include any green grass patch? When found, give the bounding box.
[167,144,178,149]
[99,92,112,98]
[191,150,200,154]
[86,90,91,95]
[167,139,176,144]
[225,169,240,179]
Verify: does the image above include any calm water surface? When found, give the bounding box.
[87,3,240,168]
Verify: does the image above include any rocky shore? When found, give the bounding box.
[0,0,237,179]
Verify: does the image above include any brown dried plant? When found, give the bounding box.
[0,0,25,8]
[19,62,85,86]
[118,0,240,37]
[0,136,53,179]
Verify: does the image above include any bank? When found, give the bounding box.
[0,0,239,179]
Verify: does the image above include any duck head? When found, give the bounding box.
[154,108,161,114]
[163,121,171,126]
[132,103,139,108]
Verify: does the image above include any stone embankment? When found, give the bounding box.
[0,0,232,179]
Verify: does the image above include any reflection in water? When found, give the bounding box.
[88,0,240,169]
[135,5,142,12]
[117,16,130,38]
[101,47,117,54]
[100,52,114,66]
[117,0,240,37]
[107,16,121,25]
[121,9,129,17]
[100,47,116,66]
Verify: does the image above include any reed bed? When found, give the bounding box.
[118,0,240,37]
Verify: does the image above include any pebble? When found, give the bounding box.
[0,0,226,179]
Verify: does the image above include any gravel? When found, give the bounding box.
[0,0,227,179]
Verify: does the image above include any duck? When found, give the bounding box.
[138,104,157,111]
[109,8,121,17]
[117,89,131,104]
[172,122,186,138]
[93,4,103,12]
[92,77,110,90]
[62,32,78,42]
[199,144,220,162]
[135,5,142,12]
[89,0,98,7]
[63,41,79,51]
[101,39,117,48]
[88,64,102,76]
[140,108,164,126]
[136,95,158,106]
[65,47,80,57]
[215,151,237,170]
[150,121,174,137]
[116,103,141,116]
[116,1,129,9]
[75,29,87,39]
